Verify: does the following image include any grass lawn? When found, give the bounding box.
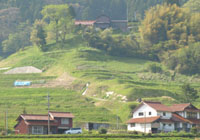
[0,137,196,140]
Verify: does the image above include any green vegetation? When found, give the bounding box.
[183,0,200,13]
[0,36,200,131]
[181,83,199,103]
[138,2,200,75]
[98,128,107,134]
[0,0,200,136]
[0,133,199,139]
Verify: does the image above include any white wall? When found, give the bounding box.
[128,123,152,133]
[157,112,172,119]
[180,122,183,128]
[198,112,200,119]
[159,122,174,132]
[188,123,192,128]
[178,112,184,117]
[133,104,157,118]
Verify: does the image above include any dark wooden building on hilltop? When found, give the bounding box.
[75,15,128,31]
[14,111,74,134]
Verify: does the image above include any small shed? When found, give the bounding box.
[84,122,110,131]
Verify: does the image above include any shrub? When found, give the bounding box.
[1,131,6,136]
[146,133,151,137]
[128,131,138,134]
[98,127,107,134]
[147,63,163,73]
[190,127,198,134]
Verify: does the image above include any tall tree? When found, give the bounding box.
[181,84,199,103]
[139,4,190,45]
[183,0,200,13]
[164,0,180,6]
[41,4,74,43]
[30,20,47,51]
[2,22,31,56]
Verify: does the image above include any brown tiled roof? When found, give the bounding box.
[127,116,160,124]
[185,109,200,112]
[171,103,200,112]
[20,114,53,121]
[75,20,95,26]
[188,119,200,124]
[143,101,172,112]
[49,111,74,118]
[172,113,191,123]
[170,103,190,112]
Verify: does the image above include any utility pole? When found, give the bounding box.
[117,116,119,130]
[5,109,8,135]
[134,12,137,21]
[144,112,146,133]
[47,93,50,135]
[127,0,129,22]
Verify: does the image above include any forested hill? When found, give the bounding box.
[0,0,189,22]
[0,0,199,76]
[0,0,191,58]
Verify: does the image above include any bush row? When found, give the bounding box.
[0,133,199,139]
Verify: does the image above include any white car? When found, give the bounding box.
[64,128,82,134]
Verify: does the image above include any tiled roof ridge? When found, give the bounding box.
[21,114,48,116]
[172,103,190,106]
[172,113,192,123]
[49,111,72,113]
[75,20,96,21]
[143,101,161,104]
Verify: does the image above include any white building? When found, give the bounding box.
[127,101,200,133]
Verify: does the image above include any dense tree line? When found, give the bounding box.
[83,28,139,57]
[138,2,200,75]
[0,0,199,76]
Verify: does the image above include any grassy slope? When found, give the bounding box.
[0,36,200,131]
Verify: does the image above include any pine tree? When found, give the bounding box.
[181,84,199,103]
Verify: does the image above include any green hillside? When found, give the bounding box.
[0,35,200,131]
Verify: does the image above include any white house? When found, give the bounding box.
[127,101,200,133]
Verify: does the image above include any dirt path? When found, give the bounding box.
[28,72,76,89]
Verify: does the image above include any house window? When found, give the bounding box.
[163,123,166,127]
[131,123,135,127]
[163,112,166,116]
[61,118,69,125]
[187,112,197,119]
[32,126,43,134]
[138,112,144,116]
[149,112,151,116]
[169,124,172,127]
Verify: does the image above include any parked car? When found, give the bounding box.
[64,128,82,134]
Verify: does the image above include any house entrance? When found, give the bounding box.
[151,128,158,133]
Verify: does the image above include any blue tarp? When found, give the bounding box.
[14,81,31,86]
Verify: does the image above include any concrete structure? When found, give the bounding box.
[127,101,200,133]
[75,15,128,31]
[4,66,42,74]
[14,111,74,134]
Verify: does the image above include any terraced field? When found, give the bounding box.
[0,38,200,132]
